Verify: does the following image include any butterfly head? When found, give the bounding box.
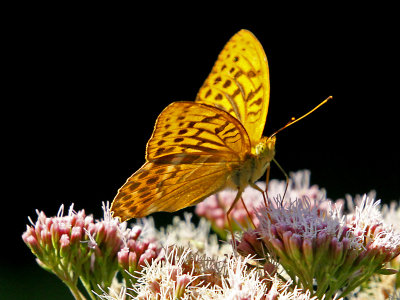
[250,136,276,183]
[255,136,276,162]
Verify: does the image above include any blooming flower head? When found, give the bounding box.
[195,170,328,238]
[243,194,400,299]
[131,246,202,299]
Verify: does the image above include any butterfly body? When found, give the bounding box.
[111,30,274,221]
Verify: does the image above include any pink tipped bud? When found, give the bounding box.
[127,239,137,252]
[237,238,256,257]
[176,274,192,298]
[50,222,60,247]
[135,241,149,256]
[60,234,70,257]
[237,231,264,258]
[269,224,278,237]
[130,226,142,240]
[128,251,138,272]
[104,224,118,246]
[70,226,82,245]
[288,234,302,260]
[138,249,155,269]
[60,234,70,247]
[24,234,41,254]
[95,222,106,244]
[302,238,314,267]
[331,238,344,262]
[58,221,70,236]
[194,203,206,216]
[281,231,293,251]
[270,238,286,258]
[118,247,130,270]
[41,229,52,249]
[84,215,94,227]
[148,281,161,295]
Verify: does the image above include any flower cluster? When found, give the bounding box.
[22,202,160,299]
[22,170,400,299]
[195,170,329,237]
[237,194,400,299]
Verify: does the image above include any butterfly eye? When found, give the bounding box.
[255,143,265,155]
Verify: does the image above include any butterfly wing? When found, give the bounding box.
[196,29,270,146]
[111,102,251,221]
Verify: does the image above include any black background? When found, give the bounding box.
[3,4,399,299]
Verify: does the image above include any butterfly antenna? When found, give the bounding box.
[270,96,332,138]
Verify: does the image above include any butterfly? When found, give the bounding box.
[111,29,276,221]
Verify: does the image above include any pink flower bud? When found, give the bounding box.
[24,234,41,254]
[211,209,225,220]
[84,215,94,227]
[128,251,138,272]
[270,238,286,258]
[127,239,137,252]
[60,234,70,257]
[50,222,60,247]
[58,221,70,236]
[70,226,82,245]
[288,234,302,260]
[194,203,206,216]
[135,241,148,256]
[41,229,52,249]
[331,238,343,262]
[281,231,293,251]
[74,215,85,228]
[302,238,314,267]
[237,234,258,257]
[130,226,142,240]
[60,234,70,248]
[118,247,129,270]
[139,249,155,269]
[95,222,106,244]
[176,274,192,298]
[148,281,160,295]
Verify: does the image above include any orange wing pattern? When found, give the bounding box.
[196,29,270,147]
[111,102,251,220]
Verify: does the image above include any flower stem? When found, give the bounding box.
[63,279,86,300]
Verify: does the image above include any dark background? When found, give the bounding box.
[3,4,399,299]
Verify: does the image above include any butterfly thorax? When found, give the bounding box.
[229,136,276,190]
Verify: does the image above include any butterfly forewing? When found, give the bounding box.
[196,29,270,146]
[111,102,252,221]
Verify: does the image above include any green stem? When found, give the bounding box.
[64,281,86,300]
[79,269,98,300]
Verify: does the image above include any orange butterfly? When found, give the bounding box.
[111,30,329,222]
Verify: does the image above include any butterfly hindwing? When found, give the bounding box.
[146,101,251,162]
[111,160,233,220]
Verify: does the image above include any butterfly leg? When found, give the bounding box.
[264,164,271,206]
[272,158,289,200]
[240,196,256,229]
[226,187,244,244]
